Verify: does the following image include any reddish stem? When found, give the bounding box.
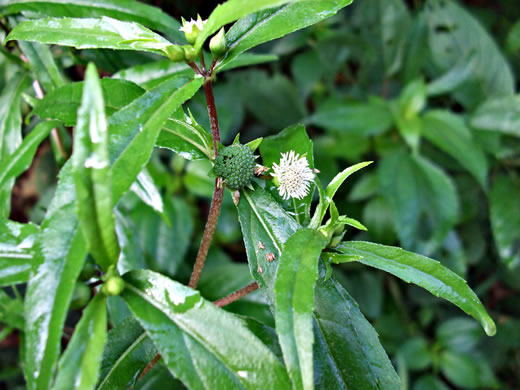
[214,282,259,307]
[188,182,224,288]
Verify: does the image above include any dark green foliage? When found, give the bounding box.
[214,144,255,189]
[0,0,518,389]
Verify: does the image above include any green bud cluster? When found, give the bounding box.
[214,144,255,189]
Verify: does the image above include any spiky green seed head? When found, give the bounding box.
[214,144,255,189]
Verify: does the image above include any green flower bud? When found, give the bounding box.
[70,282,92,309]
[182,45,197,62]
[214,144,255,190]
[102,276,125,296]
[209,27,227,58]
[166,44,185,62]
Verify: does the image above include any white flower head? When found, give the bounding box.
[179,16,206,34]
[271,151,314,200]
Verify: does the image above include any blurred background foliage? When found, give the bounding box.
[1,0,519,389]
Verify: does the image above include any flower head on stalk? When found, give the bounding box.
[179,15,207,44]
[271,151,314,200]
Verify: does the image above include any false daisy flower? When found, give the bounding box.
[271,151,314,200]
[179,17,206,34]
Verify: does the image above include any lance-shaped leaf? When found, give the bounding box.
[17,40,65,92]
[131,169,164,216]
[156,107,213,161]
[310,162,372,229]
[32,78,145,126]
[489,174,520,268]
[5,16,175,57]
[24,75,202,390]
[237,184,299,299]
[0,0,182,39]
[194,0,297,53]
[274,228,328,390]
[236,185,400,388]
[326,241,496,336]
[108,75,204,201]
[0,219,39,286]
[424,0,514,108]
[422,111,488,188]
[97,316,156,390]
[122,269,291,389]
[0,120,59,194]
[313,275,401,389]
[0,72,31,217]
[216,0,353,70]
[54,294,107,390]
[24,162,88,390]
[260,124,315,226]
[72,63,119,271]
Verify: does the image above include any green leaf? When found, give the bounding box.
[130,169,164,216]
[470,95,520,138]
[489,174,520,268]
[1,0,182,39]
[0,72,31,217]
[436,317,483,353]
[24,162,88,390]
[236,185,400,388]
[217,0,353,70]
[310,161,372,229]
[219,53,278,72]
[0,120,59,192]
[0,219,39,286]
[194,0,298,53]
[275,228,328,390]
[54,294,107,390]
[426,52,477,97]
[130,197,193,276]
[97,316,156,390]
[327,241,496,336]
[314,276,401,389]
[378,150,459,252]
[24,75,201,390]
[237,183,300,296]
[398,337,431,371]
[307,98,393,135]
[260,124,314,225]
[122,269,291,389]
[422,110,488,188]
[108,76,204,201]
[32,78,145,127]
[424,0,515,108]
[413,375,448,390]
[439,351,497,389]
[17,40,65,92]
[72,63,119,271]
[238,71,306,130]
[0,289,24,329]
[5,17,174,57]
[113,60,193,90]
[352,0,411,76]
[156,107,213,161]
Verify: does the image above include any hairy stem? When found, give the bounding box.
[187,62,224,289]
[214,282,259,307]
[188,182,224,288]
[203,79,220,157]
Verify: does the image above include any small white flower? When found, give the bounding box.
[179,17,206,34]
[271,151,314,200]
